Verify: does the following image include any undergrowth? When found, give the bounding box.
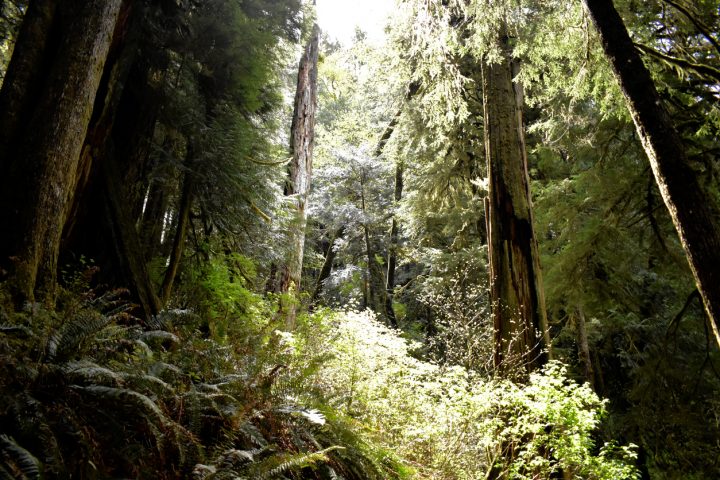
[0,258,638,479]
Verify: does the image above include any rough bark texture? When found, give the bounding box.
[0,0,123,305]
[583,0,720,350]
[483,28,550,375]
[58,1,162,320]
[278,24,319,293]
[276,23,319,327]
[0,0,57,171]
[102,147,162,318]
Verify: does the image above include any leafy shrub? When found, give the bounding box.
[307,309,639,479]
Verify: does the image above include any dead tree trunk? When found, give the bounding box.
[276,22,319,327]
[583,0,720,350]
[483,26,550,376]
[0,0,123,305]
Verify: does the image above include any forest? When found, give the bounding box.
[0,0,718,478]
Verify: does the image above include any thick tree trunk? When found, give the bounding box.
[483,27,550,376]
[582,0,720,350]
[0,0,123,305]
[102,148,162,318]
[0,0,57,171]
[276,22,319,327]
[278,23,319,295]
[58,2,162,320]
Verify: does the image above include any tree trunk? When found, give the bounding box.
[101,147,162,318]
[160,171,193,307]
[0,0,123,305]
[276,22,319,327]
[311,225,345,304]
[359,172,387,320]
[483,26,550,376]
[278,23,319,293]
[140,178,170,260]
[582,0,720,350]
[374,105,406,328]
[384,161,403,328]
[0,0,57,171]
[575,306,595,389]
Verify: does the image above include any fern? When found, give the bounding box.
[0,435,41,480]
[251,446,344,479]
[46,310,112,362]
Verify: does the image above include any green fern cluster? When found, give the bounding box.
[0,283,407,479]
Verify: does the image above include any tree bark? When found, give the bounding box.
[0,0,123,305]
[160,171,193,307]
[276,22,319,327]
[101,146,162,318]
[0,0,57,172]
[483,25,550,376]
[583,0,720,350]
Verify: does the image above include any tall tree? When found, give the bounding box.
[483,24,550,375]
[582,0,720,349]
[0,0,123,305]
[276,21,320,312]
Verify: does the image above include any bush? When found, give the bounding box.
[307,309,639,479]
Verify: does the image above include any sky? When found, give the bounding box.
[315,0,395,45]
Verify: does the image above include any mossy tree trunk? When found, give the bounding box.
[582,0,720,350]
[60,2,162,320]
[483,26,550,376]
[0,0,123,306]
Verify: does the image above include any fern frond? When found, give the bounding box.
[63,360,124,387]
[252,446,344,480]
[237,421,268,448]
[0,435,41,480]
[70,385,170,439]
[0,464,16,480]
[121,373,176,398]
[0,324,34,338]
[46,311,111,361]
[275,406,326,425]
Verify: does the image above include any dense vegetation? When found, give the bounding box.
[0,0,718,478]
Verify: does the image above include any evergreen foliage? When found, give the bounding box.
[0,0,718,477]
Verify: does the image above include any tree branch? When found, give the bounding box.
[661,0,720,57]
[635,42,720,84]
